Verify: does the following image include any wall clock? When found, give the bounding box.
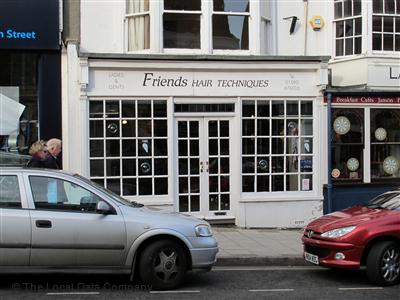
[383,156,399,175]
[374,127,387,141]
[333,116,351,135]
[346,157,359,171]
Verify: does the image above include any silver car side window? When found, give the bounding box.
[0,175,21,208]
[29,176,103,213]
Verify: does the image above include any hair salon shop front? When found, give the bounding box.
[70,55,329,228]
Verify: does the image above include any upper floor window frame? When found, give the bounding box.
[333,0,363,58]
[371,0,400,54]
[125,0,262,55]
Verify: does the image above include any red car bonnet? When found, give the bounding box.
[307,206,400,233]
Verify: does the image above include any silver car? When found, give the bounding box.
[0,167,218,290]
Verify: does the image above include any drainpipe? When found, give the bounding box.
[327,92,333,214]
[303,0,308,55]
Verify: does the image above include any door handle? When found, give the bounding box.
[36,220,52,228]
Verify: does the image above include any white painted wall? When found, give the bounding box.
[81,0,125,53]
[240,200,323,228]
[79,0,332,56]
[275,0,332,56]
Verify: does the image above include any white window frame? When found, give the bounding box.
[333,0,363,58]
[240,98,316,199]
[370,0,400,54]
[87,97,172,205]
[125,0,266,55]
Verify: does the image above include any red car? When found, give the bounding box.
[302,190,400,286]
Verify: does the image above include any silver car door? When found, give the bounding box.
[26,174,127,267]
[0,173,31,266]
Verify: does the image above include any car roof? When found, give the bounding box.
[0,166,76,176]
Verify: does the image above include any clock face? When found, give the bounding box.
[383,156,399,175]
[374,127,387,141]
[333,116,351,135]
[346,158,359,171]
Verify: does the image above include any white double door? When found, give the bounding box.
[175,117,232,219]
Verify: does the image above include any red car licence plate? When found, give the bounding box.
[304,252,319,265]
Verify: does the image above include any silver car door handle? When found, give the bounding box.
[35,220,52,228]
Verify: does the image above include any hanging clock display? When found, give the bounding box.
[346,157,359,171]
[383,156,399,175]
[374,127,387,141]
[333,116,351,135]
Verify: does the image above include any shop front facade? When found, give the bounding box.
[325,58,400,212]
[63,55,329,227]
[0,0,62,162]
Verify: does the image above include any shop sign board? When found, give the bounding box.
[0,0,59,50]
[367,64,400,88]
[88,69,318,97]
[324,96,400,105]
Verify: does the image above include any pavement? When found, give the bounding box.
[212,225,306,266]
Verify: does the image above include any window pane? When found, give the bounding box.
[336,21,344,37]
[384,17,394,32]
[373,16,382,32]
[242,176,254,192]
[336,39,344,56]
[374,0,383,13]
[139,178,152,195]
[214,0,249,12]
[164,0,201,10]
[127,15,150,51]
[153,101,167,117]
[257,175,269,192]
[242,101,255,117]
[122,101,135,118]
[155,178,168,195]
[122,120,136,137]
[345,19,353,36]
[355,18,362,35]
[90,160,104,177]
[123,178,136,196]
[384,34,393,50]
[242,120,255,136]
[213,15,249,50]
[164,14,200,48]
[0,176,21,208]
[343,0,352,17]
[286,175,298,191]
[90,140,104,157]
[373,33,382,50]
[355,37,362,53]
[90,101,103,118]
[334,1,343,18]
[345,37,353,55]
[353,0,361,15]
[385,0,395,13]
[127,0,149,13]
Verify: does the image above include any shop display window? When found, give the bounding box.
[371,109,400,179]
[332,107,400,182]
[241,99,313,193]
[89,99,168,197]
[332,108,364,181]
[0,52,38,157]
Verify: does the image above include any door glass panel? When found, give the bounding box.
[207,120,230,211]
[178,120,201,213]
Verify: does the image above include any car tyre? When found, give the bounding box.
[139,239,187,290]
[366,241,400,286]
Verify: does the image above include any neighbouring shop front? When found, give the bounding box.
[69,55,329,227]
[0,0,61,164]
[325,92,400,212]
